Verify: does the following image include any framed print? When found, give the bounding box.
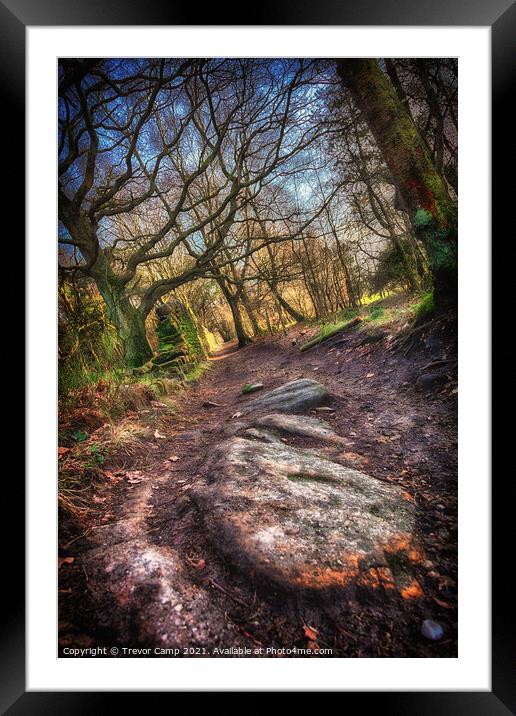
[4,0,510,708]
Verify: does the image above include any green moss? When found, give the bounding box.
[177,312,205,358]
[153,301,206,375]
[287,473,336,485]
[413,208,433,230]
[368,306,385,321]
[412,204,457,274]
[413,290,436,324]
[299,316,362,352]
[338,307,360,321]
[183,361,211,383]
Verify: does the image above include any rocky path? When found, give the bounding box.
[59,321,458,657]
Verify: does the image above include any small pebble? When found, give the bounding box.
[421,619,444,641]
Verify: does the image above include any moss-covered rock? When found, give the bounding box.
[150,300,205,375]
[131,301,205,377]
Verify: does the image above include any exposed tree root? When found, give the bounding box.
[391,312,456,356]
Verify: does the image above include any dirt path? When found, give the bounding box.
[59,318,457,658]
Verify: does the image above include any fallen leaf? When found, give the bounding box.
[58,557,74,569]
[167,455,180,462]
[102,470,121,482]
[154,429,166,439]
[58,447,70,457]
[366,372,375,378]
[303,624,318,641]
[125,470,145,484]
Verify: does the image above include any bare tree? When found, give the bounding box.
[59,58,328,364]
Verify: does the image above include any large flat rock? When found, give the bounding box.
[254,413,345,444]
[193,435,422,596]
[242,378,329,414]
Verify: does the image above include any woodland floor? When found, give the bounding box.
[59,294,458,658]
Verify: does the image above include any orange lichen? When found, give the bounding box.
[290,555,361,590]
[358,566,395,591]
[290,568,352,590]
[376,566,396,589]
[399,579,424,600]
[286,532,426,592]
[383,536,425,564]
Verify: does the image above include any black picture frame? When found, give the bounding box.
[7,0,508,709]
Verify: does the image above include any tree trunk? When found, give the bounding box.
[240,288,262,336]
[216,278,252,348]
[337,59,457,309]
[229,297,252,348]
[261,229,306,323]
[338,245,359,308]
[275,302,287,335]
[390,234,421,293]
[96,278,153,368]
[269,283,306,323]
[263,307,274,335]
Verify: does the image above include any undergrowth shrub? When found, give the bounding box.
[59,280,125,396]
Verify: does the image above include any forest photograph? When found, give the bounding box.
[58,57,458,659]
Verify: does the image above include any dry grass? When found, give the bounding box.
[58,482,95,520]
[58,372,192,519]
